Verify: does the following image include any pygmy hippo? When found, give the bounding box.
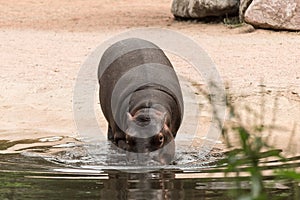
[98,38,183,163]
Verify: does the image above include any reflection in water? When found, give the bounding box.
[0,153,300,199]
[101,170,183,200]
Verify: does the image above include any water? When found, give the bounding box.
[1,138,300,200]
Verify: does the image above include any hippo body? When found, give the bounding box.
[98,38,183,154]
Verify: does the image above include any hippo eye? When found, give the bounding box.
[158,132,164,144]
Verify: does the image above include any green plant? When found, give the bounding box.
[206,83,300,200]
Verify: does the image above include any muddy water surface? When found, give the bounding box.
[1,135,300,200]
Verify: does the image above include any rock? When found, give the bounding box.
[239,0,253,22]
[244,0,300,31]
[171,0,239,18]
[228,23,256,34]
[237,24,256,33]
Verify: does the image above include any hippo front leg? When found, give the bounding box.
[108,125,127,150]
[107,125,113,140]
[111,129,127,150]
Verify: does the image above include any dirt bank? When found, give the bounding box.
[0,0,299,154]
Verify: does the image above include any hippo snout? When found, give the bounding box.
[125,133,165,153]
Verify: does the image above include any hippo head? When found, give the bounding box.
[125,109,174,154]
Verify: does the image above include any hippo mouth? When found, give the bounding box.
[125,138,175,165]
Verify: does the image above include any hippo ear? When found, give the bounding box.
[162,112,170,131]
[126,112,134,124]
[163,122,170,132]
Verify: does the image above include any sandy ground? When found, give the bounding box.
[0,0,299,154]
